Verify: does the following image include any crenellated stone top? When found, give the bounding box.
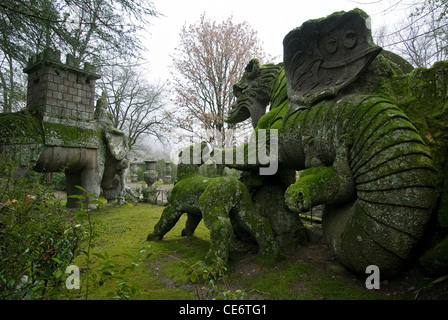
[22,49,102,128]
[23,49,100,80]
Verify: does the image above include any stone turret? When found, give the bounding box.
[23,49,101,129]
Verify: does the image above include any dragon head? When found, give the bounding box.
[225,59,283,128]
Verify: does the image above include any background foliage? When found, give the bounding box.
[0,157,84,299]
[170,14,272,149]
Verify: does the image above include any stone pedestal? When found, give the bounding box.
[163,162,172,184]
[129,159,140,182]
[144,160,158,187]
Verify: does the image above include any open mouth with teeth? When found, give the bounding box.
[225,102,251,124]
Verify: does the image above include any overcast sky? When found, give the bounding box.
[138,0,417,158]
[142,0,416,83]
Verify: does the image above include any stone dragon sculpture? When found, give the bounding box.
[225,9,439,277]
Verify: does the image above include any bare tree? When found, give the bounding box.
[170,14,271,149]
[0,53,27,113]
[60,0,159,68]
[0,0,159,113]
[375,0,448,67]
[373,24,389,48]
[98,65,172,150]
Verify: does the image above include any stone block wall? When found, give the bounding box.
[23,50,101,127]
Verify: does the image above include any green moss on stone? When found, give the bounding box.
[285,167,339,210]
[0,112,44,144]
[420,237,448,275]
[386,61,448,227]
[0,112,102,150]
[42,121,102,149]
[227,52,442,277]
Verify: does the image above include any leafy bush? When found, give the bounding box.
[142,186,158,204]
[0,158,84,299]
[50,172,66,191]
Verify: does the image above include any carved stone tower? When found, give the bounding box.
[23,49,101,129]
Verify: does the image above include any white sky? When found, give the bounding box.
[142,0,417,83]
[138,0,417,158]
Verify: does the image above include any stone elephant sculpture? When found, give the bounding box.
[0,111,129,208]
[223,10,443,277]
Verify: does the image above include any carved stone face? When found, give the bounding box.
[225,59,278,128]
[226,78,252,124]
[283,10,382,108]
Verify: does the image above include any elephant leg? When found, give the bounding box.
[117,168,127,205]
[234,195,284,258]
[52,147,101,209]
[204,213,233,265]
[103,177,120,204]
[65,168,101,208]
[148,205,184,240]
[182,213,202,236]
[66,171,82,208]
[81,168,101,208]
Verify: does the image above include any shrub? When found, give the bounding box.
[142,186,158,204]
[0,158,84,299]
[50,172,66,191]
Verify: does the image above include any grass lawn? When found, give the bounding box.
[69,201,447,300]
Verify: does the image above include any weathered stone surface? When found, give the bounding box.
[283,9,381,108]
[224,9,443,277]
[0,50,129,208]
[226,61,308,248]
[23,49,100,127]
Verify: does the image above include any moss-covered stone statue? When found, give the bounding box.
[147,143,284,267]
[224,9,448,277]
[0,50,129,208]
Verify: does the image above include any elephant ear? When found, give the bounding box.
[283,9,382,111]
[104,129,128,161]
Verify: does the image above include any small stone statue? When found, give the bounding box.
[94,91,113,126]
